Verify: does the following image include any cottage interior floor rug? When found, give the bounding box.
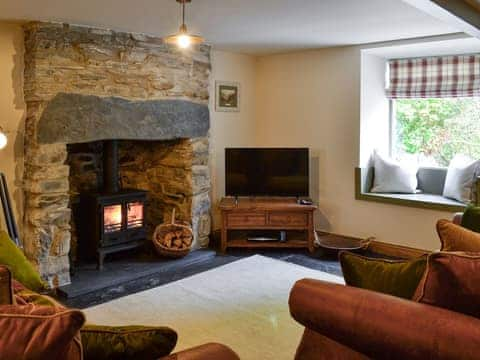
[84,255,344,360]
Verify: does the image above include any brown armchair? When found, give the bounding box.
[289,278,480,360]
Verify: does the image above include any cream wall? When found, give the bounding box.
[360,53,390,165]
[0,22,25,236]
[209,50,257,228]
[255,47,452,250]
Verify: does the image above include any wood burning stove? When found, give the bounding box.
[78,140,148,269]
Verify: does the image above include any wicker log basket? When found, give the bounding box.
[153,209,194,258]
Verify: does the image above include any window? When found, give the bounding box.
[392,97,480,167]
[386,54,480,167]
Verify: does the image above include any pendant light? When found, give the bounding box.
[164,0,204,49]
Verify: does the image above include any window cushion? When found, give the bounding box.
[80,324,177,360]
[370,151,418,194]
[443,155,480,203]
[0,304,85,359]
[461,205,480,233]
[414,252,480,318]
[339,251,427,299]
[0,231,47,292]
[437,219,480,252]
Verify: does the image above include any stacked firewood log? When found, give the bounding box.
[156,227,192,250]
[153,208,194,258]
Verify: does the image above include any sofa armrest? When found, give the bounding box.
[161,343,239,360]
[289,279,480,360]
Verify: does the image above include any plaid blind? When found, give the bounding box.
[386,54,480,99]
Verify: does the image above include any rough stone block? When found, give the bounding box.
[191,192,211,216]
[28,207,71,229]
[27,165,70,180]
[192,165,210,195]
[27,193,70,209]
[49,230,71,257]
[37,94,210,144]
[22,225,42,263]
[26,144,67,166]
[25,178,69,194]
[192,137,209,155]
[44,255,71,287]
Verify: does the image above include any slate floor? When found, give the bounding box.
[58,247,342,309]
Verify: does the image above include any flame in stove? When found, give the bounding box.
[127,202,144,228]
[104,204,122,233]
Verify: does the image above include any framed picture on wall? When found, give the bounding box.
[215,81,240,112]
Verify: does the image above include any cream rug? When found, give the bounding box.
[84,255,344,360]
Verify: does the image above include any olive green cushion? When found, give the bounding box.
[14,286,62,307]
[81,324,177,360]
[339,251,427,299]
[461,205,480,233]
[0,231,46,292]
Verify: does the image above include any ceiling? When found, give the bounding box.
[0,0,461,54]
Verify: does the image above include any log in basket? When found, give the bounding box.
[153,208,193,258]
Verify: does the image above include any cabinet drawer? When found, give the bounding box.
[227,213,266,227]
[268,213,308,227]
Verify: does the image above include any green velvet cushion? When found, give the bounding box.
[81,324,177,360]
[0,231,46,292]
[461,205,480,233]
[339,251,427,299]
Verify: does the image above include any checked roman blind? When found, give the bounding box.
[386,54,480,99]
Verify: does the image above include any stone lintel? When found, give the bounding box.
[37,93,210,144]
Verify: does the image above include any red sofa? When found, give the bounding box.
[289,278,480,359]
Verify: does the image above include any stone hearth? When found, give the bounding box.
[22,22,211,287]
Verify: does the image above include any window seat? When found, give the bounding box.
[355,167,468,212]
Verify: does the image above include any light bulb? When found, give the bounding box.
[0,131,7,149]
[177,34,191,49]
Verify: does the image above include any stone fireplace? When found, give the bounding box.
[22,22,212,287]
[67,136,210,269]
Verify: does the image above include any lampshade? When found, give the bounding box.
[164,32,205,49]
[164,0,204,49]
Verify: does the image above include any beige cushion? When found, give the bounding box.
[437,219,480,252]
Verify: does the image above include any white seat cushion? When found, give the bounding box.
[370,150,418,194]
[443,155,480,203]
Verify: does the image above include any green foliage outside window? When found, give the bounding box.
[394,98,480,167]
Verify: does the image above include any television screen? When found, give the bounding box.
[225,148,309,197]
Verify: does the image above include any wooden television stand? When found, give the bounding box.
[219,197,317,253]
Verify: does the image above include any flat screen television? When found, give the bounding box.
[225,148,309,197]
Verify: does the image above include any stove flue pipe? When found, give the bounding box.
[103,140,120,193]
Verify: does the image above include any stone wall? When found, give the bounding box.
[23,22,211,287]
[118,139,211,247]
